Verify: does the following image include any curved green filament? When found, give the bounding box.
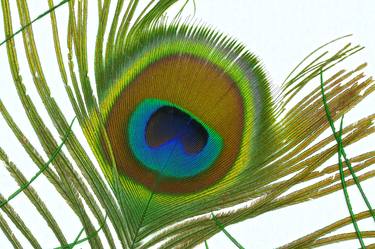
[320,70,366,249]
[0,0,70,47]
[0,117,76,209]
[211,212,245,249]
[55,214,108,249]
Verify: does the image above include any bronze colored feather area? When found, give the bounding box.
[2,1,375,248]
[106,55,245,193]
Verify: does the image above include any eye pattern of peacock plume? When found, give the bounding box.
[0,0,374,248]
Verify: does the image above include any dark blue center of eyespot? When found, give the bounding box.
[145,106,209,155]
[128,99,223,178]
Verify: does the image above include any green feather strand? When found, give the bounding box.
[211,213,245,249]
[0,1,375,248]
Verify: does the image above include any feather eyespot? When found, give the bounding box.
[102,25,274,193]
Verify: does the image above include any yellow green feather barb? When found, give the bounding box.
[0,0,375,248]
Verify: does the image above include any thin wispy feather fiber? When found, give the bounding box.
[0,0,374,248]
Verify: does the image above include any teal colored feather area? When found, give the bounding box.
[128,98,223,178]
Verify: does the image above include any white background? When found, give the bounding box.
[0,1,374,248]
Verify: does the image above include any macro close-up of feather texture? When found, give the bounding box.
[0,0,375,248]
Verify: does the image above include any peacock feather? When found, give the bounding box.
[0,0,374,248]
